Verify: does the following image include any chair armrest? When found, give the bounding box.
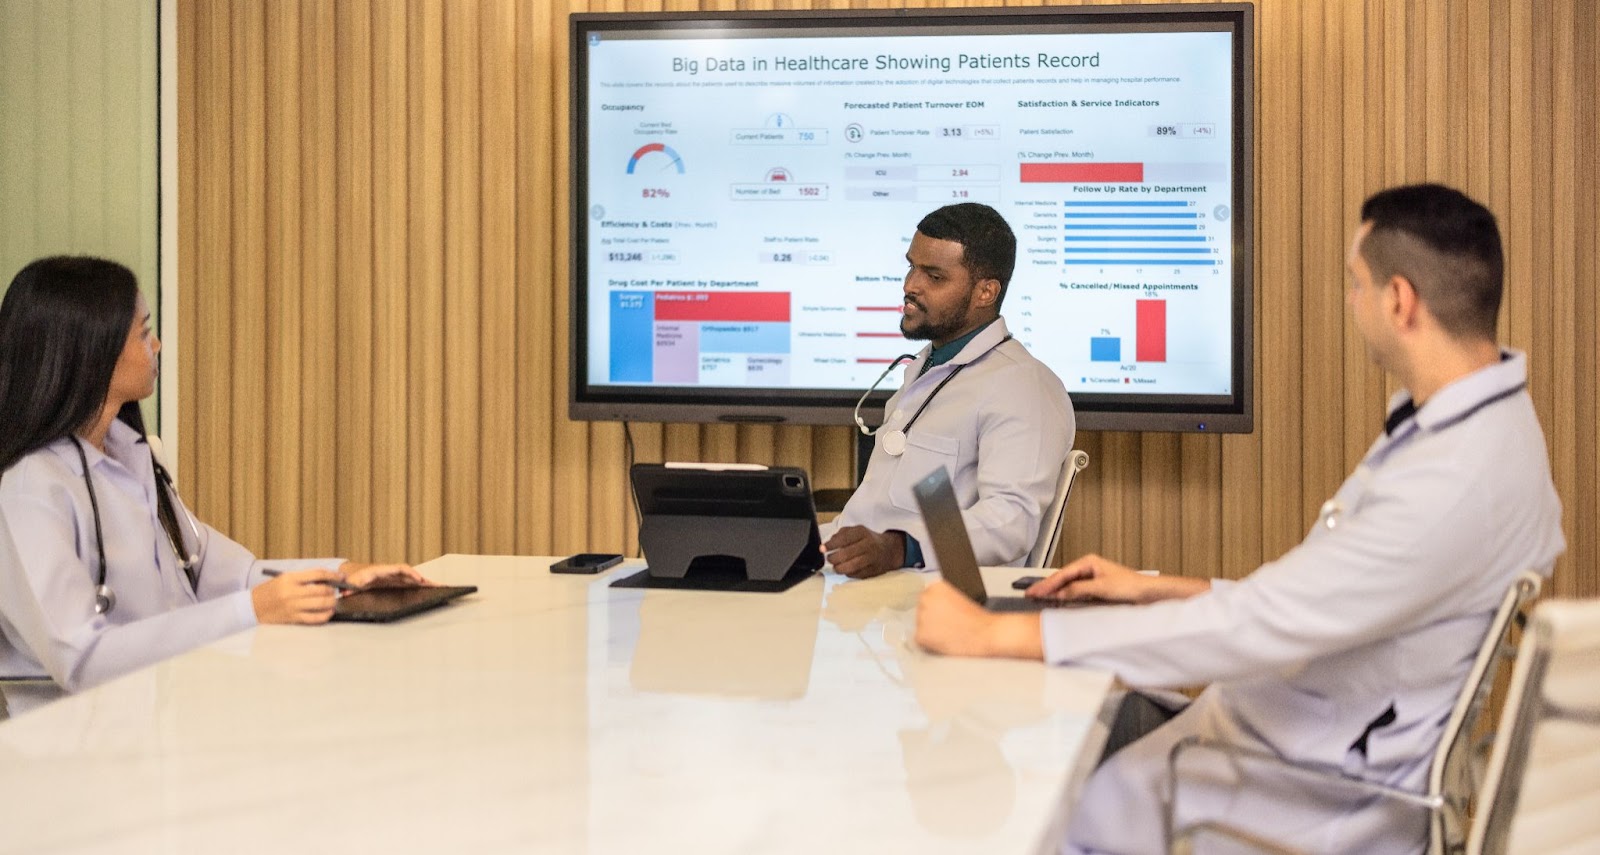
[1170,819,1309,855]
[1546,702,1600,726]
[1164,736,1446,854]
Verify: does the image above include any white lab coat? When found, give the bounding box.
[824,317,1075,568]
[0,420,341,709]
[1044,351,1565,854]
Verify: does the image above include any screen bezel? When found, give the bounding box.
[569,4,1254,433]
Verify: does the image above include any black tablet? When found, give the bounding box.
[331,585,478,623]
[622,463,823,590]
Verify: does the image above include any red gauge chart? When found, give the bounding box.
[626,143,685,174]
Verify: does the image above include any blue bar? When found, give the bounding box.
[609,291,654,382]
[1090,337,1121,362]
[699,322,791,354]
[1065,259,1219,266]
[1062,235,1208,242]
[1063,224,1199,230]
[1062,247,1212,254]
[1062,213,1199,219]
[1064,201,1190,207]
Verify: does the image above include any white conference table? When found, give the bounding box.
[0,555,1112,854]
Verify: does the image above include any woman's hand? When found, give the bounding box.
[251,569,342,624]
[337,562,433,589]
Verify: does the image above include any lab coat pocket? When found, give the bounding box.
[888,432,961,512]
[1236,679,1342,766]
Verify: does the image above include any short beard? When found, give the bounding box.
[901,315,959,341]
[900,291,975,342]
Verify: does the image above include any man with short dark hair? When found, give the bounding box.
[822,203,1074,579]
[915,185,1565,852]
[1357,184,1504,341]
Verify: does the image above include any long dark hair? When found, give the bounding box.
[0,256,143,474]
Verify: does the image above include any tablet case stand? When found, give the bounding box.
[612,464,823,594]
[638,514,812,582]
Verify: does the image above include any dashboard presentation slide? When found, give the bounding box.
[583,27,1236,397]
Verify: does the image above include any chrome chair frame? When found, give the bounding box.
[1165,571,1542,855]
[1026,449,1089,569]
[1467,599,1600,854]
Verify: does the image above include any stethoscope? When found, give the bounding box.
[851,335,1012,457]
[72,437,203,615]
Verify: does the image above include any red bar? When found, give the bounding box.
[856,332,903,338]
[653,291,789,322]
[855,306,904,312]
[1136,300,1166,362]
[857,357,899,364]
[1019,162,1144,183]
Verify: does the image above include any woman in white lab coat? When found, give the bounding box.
[0,256,426,713]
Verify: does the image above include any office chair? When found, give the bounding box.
[1467,597,1600,854]
[1026,449,1089,569]
[1166,571,1543,855]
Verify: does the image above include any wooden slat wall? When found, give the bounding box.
[177,0,1599,600]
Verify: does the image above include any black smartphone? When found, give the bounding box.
[550,553,625,574]
[1011,575,1046,590]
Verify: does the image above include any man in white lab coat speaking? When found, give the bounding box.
[822,202,1074,579]
[915,184,1566,853]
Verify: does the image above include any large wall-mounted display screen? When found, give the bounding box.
[571,5,1254,432]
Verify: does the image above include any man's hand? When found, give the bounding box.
[823,525,906,578]
[1026,553,1207,604]
[915,580,1043,660]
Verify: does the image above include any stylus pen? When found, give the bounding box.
[261,567,358,592]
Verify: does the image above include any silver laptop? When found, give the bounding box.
[911,466,1062,612]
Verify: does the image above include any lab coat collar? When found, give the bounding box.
[1384,348,1528,437]
[946,316,1011,367]
[908,316,1013,377]
[49,420,147,477]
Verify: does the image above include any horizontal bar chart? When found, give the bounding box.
[1065,259,1218,266]
[1062,247,1213,253]
[1021,162,1144,182]
[1062,213,1199,219]
[1063,200,1188,207]
[1062,224,1199,230]
[1061,235,1207,242]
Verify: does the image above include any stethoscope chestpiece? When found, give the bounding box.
[94,584,115,615]
[880,429,907,457]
